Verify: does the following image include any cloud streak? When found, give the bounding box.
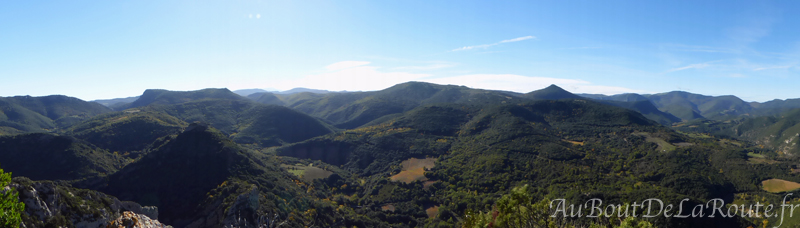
[325,61,371,71]
[451,36,536,52]
[666,63,710,73]
[500,36,536,43]
[392,63,456,71]
[753,65,794,71]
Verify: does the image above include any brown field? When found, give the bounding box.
[390,158,436,184]
[562,139,584,146]
[381,204,396,212]
[762,179,800,193]
[425,206,439,218]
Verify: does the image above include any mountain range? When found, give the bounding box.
[4,82,800,227]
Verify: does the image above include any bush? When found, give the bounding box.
[0,163,25,228]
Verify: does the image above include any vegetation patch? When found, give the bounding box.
[281,164,333,182]
[422,180,439,190]
[747,152,779,164]
[633,132,676,152]
[390,157,436,184]
[762,179,800,193]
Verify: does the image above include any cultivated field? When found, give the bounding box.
[390,157,436,184]
[762,179,800,193]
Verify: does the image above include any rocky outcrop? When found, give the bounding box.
[107,211,171,228]
[11,177,170,228]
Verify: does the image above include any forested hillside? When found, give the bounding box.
[3,83,800,227]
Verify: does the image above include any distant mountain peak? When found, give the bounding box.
[185,122,211,132]
[544,84,562,89]
[524,84,582,100]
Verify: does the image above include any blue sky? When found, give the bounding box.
[2,1,799,102]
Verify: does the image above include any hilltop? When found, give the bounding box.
[0,95,111,134]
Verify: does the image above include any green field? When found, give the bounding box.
[633,132,676,152]
[281,163,333,182]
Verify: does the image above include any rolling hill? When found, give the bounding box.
[125,88,250,109]
[645,91,754,121]
[142,99,335,148]
[246,92,285,106]
[101,123,314,227]
[0,95,112,134]
[65,110,188,153]
[0,133,124,181]
[276,99,766,227]
[286,81,525,129]
[10,82,800,227]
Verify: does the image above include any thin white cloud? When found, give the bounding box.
[325,61,371,71]
[500,36,536,43]
[256,14,261,19]
[562,47,602,50]
[392,63,456,71]
[753,65,793,71]
[451,36,536,52]
[660,43,738,54]
[666,63,711,73]
[451,44,494,52]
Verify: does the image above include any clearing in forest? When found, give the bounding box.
[281,163,333,182]
[762,179,800,193]
[390,157,436,184]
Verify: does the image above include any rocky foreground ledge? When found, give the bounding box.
[10,177,171,228]
[107,211,171,228]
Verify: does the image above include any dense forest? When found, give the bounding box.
[4,82,800,227]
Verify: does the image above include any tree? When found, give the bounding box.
[0,163,24,228]
[461,185,655,228]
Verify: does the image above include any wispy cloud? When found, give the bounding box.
[562,47,602,50]
[392,63,456,71]
[667,63,709,72]
[500,36,536,43]
[451,36,536,52]
[753,65,794,71]
[660,44,738,54]
[666,62,716,73]
[325,61,370,71]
